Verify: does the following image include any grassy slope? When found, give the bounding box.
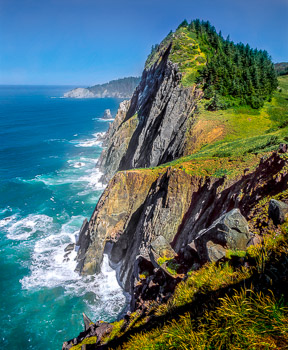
[144,29,288,179]
[100,225,288,350]
[135,75,288,180]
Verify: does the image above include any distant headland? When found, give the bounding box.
[63,76,141,98]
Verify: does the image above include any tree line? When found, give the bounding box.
[179,19,278,109]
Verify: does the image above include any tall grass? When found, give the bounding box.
[156,262,250,315]
[122,289,288,350]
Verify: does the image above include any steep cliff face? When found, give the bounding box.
[76,169,161,275]
[78,151,288,293]
[98,42,202,181]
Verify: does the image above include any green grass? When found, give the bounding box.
[169,28,206,87]
[114,221,288,350]
[225,249,247,259]
[156,262,251,315]
[123,290,288,350]
[157,257,179,276]
[70,336,97,349]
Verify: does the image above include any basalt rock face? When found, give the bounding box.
[98,43,202,182]
[78,152,288,297]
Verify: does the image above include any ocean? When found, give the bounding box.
[0,86,127,349]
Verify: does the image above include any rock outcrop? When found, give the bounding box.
[98,43,202,181]
[62,320,113,350]
[76,169,161,276]
[78,151,288,296]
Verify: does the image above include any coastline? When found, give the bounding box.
[0,87,127,349]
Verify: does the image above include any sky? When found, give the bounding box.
[0,0,287,86]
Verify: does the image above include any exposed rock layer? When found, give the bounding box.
[78,152,288,294]
[98,44,202,181]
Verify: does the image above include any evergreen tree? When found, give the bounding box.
[177,19,188,29]
[185,19,278,109]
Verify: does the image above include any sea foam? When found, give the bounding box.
[3,214,53,241]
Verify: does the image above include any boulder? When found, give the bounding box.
[206,241,227,262]
[149,235,178,278]
[193,209,251,263]
[268,199,288,226]
[150,235,176,259]
[247,234,262,247]
[149,235,177,267]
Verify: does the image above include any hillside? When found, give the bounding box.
[64,77,141,98]
[62,20,288,349]
[275,62,288,76]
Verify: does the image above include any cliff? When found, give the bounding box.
[77,152,288,294]
[76,19,288,306]
[98,37,203,182]
[63,20,288,349]
[64,77,140,99]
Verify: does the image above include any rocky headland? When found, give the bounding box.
[63,20,288,349]
[64,77,141,99]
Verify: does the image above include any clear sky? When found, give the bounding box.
[0,0,287,85]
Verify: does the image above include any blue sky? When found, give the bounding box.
[0,0,287,85]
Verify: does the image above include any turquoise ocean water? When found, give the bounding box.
[0,86,127,349]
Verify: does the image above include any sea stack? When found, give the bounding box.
[102,109,113,120]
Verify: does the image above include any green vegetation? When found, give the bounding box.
[159,262,250,314]
[169,28,206,87]
[274,62,288,76]
[123,290,288,350]
[70,336,97,349]
[225,249,247,259]
[106,221,288,349]
[88,76,140,96]
[157,256,179,276]
[146,19,278,109]
[191,20,278,109]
